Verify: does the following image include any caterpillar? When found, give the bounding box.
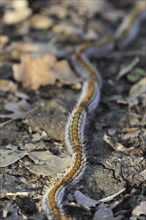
[42,2,146,220]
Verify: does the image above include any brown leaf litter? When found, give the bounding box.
[13,55,81,90]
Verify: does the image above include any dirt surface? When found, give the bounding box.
[0,0,146,220]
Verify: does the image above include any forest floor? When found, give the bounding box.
[0,0,146,220]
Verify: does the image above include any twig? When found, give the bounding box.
[116,57,139,80]
[98,188,126,203]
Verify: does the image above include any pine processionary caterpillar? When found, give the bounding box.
[42,3,146,220]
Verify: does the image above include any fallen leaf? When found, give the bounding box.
[0,35,9,48]
[9,42,42,55]
[71,0,107,16]
[0,144,27,167]
[0,98,36,128]
[93,204,114,220]
[127,68,146,83]
[129,77,146,98]
[53,23,84,37]
[0,142,46,168]
[3,8,32,25]
[3,42,65,61]
[122,127,140,140]
[0,141,71,177]
[5,99,31,113]
[31,15,54,30]
[27,151,71,176]
[13,55,81,90]
[3,0,32,25]
[0,80,17,92]
[15,92,30,100]
[23,142,47,152]
[74,188,126,208]
[74,190,98,207]
[31,132,47,142]
[11,0,28,10]
[140,169,146,180]
[131,201,146,220]
[103,133,134,154]
[48,4,67,19]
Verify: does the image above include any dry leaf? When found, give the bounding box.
[93,204,114,220]
[31,132,47,142]
[131,201,146,220]
[15,92,30,100]
[53,23,84,37]
[31,15,54,30]
[0,141,70,176]
[71,0,106,16]
[0,98,34,128]
[3,0,32,25]
[140,169,146,180]
[122,127,140,140]
[74,190,98,207]
[0,35,9,48]
[13,55,81,90]
[4,41,65,61]
[4,99,31,115]
[3,8,32,25]
[27,151,70,176]
[0,144,27,167]
[129,77,146,98]
[48,5,67,19]
[11,0,28,10]
[0,79,17,92]
[103,133,134,154]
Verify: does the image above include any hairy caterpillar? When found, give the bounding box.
[42,3,146,220]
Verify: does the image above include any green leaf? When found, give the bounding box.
[127,68,146,83]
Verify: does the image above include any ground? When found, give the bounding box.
[0,0,146,220]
